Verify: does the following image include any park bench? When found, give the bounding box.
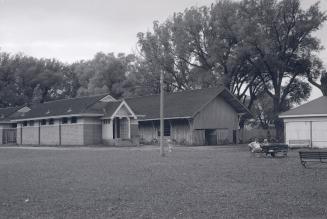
[299,151,327,168]
[289,140,310,148]
[260,143,288,157]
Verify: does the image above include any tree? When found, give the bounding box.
[0,52,77,107]
[137,0,262,112]
[239,0,327,141]
[305,56,327,96]
[72,52,136,98]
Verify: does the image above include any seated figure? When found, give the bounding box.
[248,138,262,153]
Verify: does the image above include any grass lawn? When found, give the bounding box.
[1,145,327,218]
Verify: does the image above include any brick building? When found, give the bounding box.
[0,87,251,146]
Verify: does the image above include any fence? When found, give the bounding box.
[2,128,17,144]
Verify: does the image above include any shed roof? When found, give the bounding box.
[125,87,251,120]
[0,106,21,123]
[280,96,327,118]
[10,94,111,121]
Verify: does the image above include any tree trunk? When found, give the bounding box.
[273,97,284,142]
[321,74,327,96]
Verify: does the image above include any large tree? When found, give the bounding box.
[239,0,327,140]
[72,52,136,98]
[0,52,77,107]
[137,0,262,111]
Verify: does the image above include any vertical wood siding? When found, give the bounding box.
[193,96,239,143]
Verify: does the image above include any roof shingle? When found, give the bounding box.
[280,96,327,117]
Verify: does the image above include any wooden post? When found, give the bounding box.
[160,71,165,157]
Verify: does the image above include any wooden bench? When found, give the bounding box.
[260,143,289,157]
[289,140,310,148]
[299,151,327,168]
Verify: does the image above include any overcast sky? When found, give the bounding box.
[0,0,326,99]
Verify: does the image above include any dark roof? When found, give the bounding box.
[0,106,20,123]
[280,96,327,117]
[125,87,251,120]
[10,94,109,120]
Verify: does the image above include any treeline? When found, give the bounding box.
[1,0,327,140]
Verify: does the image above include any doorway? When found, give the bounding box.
[205,129,217,145]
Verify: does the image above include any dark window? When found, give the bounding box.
[157,120,171,137]
[49,119,54,125]
[62,117,68,124]
[29,121,34,126]
[41,119,47,125]
[71,117,77,123]
[11,123,17,128]
[23,121,28,127]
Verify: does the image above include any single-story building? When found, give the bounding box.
[280,96,327,148]
[0,87,251,146]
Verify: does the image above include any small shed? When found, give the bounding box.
[280,96,327,148]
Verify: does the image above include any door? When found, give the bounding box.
[205,129,217,145]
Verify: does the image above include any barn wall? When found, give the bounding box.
[139,119,193,145]
[139,121,158,143]
[192,129,205,145]
[193,96,239,143]
[170,119,192,145]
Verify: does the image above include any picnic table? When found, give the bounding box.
[260,143,289,157]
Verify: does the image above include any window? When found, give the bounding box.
[41,119,47,125]
[29,121,34,126]
[62,117,68,124]
[71,117,77,123]
[103,119,110,124]
[11,123,17,128]
[23,121,28,127]
[48,119,54,125]
[157,120,171,137]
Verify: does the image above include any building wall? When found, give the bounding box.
[16,124,22,145]
[17,117,103,146]
[170,119,192,144]
[139,121,158,143]
[22,126,39,145]
[284,117,327,148]
[40,124,60,145]
[61,124,84,145]
[102,119,113,140]
[193,96,239,144]
[84,124,102,145]
[139,119,193,145]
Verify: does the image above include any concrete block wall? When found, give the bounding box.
[61,124,84,145]
[22,126,39,145]
[16,126,21,145]
[40,125,60,145]
[83,124,102,145]
[0,127,3,145]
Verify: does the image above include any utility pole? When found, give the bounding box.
[160,70,165,157]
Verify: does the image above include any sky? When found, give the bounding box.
[0,0,326,100]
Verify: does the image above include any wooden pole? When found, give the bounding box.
[160,71,165,157]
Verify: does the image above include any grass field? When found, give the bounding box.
[0,145,327,218]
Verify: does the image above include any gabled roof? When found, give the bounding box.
[125,87,251,120]
[0,106,21,123]
[280,96,327,118]
[10,94,113,121]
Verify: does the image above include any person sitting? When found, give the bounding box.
[248,138,262,153]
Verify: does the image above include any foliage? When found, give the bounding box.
[71,52,136,98]
[0,52,77,107]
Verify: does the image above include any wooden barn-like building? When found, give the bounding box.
[0,87,251,146]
